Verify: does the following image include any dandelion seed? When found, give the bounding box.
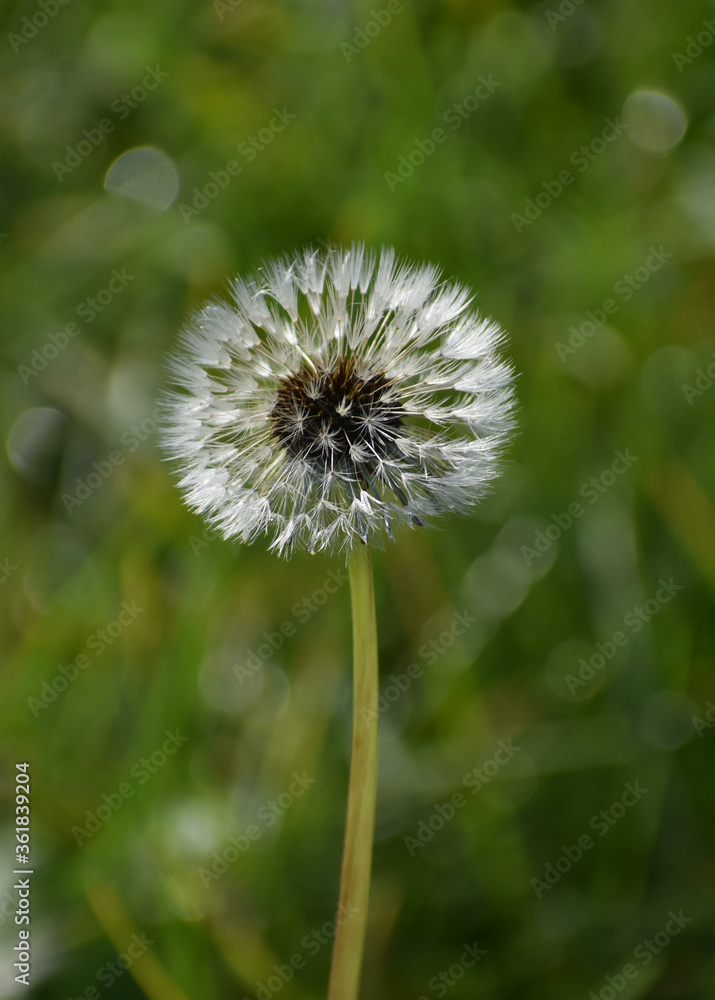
[161,244,516,556]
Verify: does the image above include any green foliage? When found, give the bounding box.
[1,0,714,997]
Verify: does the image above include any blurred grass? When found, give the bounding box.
[1,0,715,997]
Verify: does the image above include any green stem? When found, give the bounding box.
[327,543,379,1000]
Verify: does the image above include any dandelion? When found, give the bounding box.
[161,244,516,1000]
[162,244,515,557]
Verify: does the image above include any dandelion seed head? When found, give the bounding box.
[161,244,516,556]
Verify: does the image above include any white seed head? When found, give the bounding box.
[160,244,517,557]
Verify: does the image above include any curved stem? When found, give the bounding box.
[327,544,379,1000]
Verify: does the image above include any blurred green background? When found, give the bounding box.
[1,0,715,997]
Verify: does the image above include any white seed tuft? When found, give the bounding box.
[160,244,516,557]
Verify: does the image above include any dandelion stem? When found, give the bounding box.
[327,543,379,1000]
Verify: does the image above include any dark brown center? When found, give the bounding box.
[269,357,404,467]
